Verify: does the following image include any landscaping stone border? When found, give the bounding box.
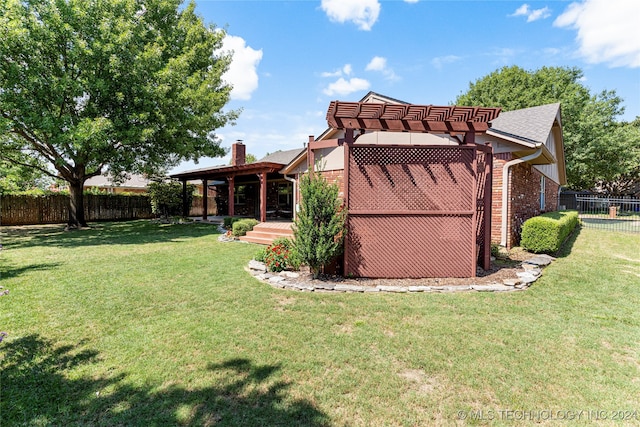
[245,255,556,293]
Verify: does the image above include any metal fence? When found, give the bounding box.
[575,195,640,233]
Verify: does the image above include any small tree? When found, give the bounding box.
[148,181,195,219]
[293,171,346,279]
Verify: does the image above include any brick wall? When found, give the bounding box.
[491,155,560,248]
[319,170,345,200]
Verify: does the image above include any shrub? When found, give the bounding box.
[223,216,242,230]
[254,247,267,263]
[148,181,195,219]
[264,237,301,272]
[232,218,259,237]
[520,210,579,253]
[293,171,346,278]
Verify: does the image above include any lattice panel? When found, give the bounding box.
[346,215,475,278]
[349,146,475,212]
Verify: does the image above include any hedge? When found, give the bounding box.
[520,210,579,254]
[232,218,259,237]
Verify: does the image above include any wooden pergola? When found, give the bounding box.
[170,162,285,222]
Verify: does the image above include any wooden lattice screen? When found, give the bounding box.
[344,144,492,278]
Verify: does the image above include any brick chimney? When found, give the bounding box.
[231,140,246,166]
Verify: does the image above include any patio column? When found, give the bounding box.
[227,176,235,217]
[258,172,267,222]
[181,180,188,217]
[202,179,208,220]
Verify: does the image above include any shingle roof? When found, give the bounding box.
[489,103,561,144]
[258,148,305,165]
[84,174,150,188]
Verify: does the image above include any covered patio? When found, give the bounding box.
[170,142,299,223]
[171,163,292,222]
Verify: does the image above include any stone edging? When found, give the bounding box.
[245,255,556,293]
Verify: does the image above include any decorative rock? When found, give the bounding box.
[248,260,267,272]
[334,284,368,292]
[292,283,314,291]
[524,255,555,266]
[503,278,521,287]
[409,286,432,292]
[377,286,408,293]
[281,271,300,279]
[471,284,513,292]
[313,283,336,291]
[268,276,286,284]
[516,272,538,283]
[256,273,270,280]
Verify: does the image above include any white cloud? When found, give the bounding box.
[321,0,381,31]
[218,35,263,100]
[323,77,370,96]
[365,56,399,81]
[510,4,551,22]
[431,55,462,70]
[404,0,419,3]
[554,0,640,68]
[321,64,353,78]
[365,56,386,72]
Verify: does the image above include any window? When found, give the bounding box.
[278,183,292,208]
[234,185,247,205]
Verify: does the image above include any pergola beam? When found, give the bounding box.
[326,101,500,134]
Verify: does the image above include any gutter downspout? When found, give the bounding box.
[501,146,544,247]
[284,174,297,220]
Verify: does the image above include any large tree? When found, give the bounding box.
[0,0,238,227]
[455,66,639,193]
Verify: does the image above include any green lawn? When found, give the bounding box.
[1,221,639,426]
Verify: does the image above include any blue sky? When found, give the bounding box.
[172,0,640,172]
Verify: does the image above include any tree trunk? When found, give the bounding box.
[68,179,88,228]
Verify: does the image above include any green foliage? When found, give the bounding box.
[293,171,346,278]
[229,153,258,164]
[147,181,194,219]
[223,217,243,230]
[253,247,267,263]
[0,0,237,226]
[0,157,52,194]
[231,219,259,237]
[520,210,579,254]
[455,65,637,193]
[263,238,300,272]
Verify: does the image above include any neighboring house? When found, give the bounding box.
[83,174,151,194]
[172,92,566,278]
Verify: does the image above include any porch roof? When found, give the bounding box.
[170,162,285,181]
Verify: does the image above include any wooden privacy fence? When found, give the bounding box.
[1,194,154,226]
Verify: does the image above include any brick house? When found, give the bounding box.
[173,92,566,277]
[281,92,566,250]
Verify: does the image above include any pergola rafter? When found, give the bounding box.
[326,101,501,134]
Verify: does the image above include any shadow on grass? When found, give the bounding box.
[0,261,62,280]
[1,220,221,250]
[554,225,582,259]
[1,335,330,426]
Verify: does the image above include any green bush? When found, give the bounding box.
[293,171,346,278]
[520,210,579,254]
[148,181,195,219]
[254,247,267,263]
[232,218,259,237]
[264,237,301,272]
[223,216,242,229]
